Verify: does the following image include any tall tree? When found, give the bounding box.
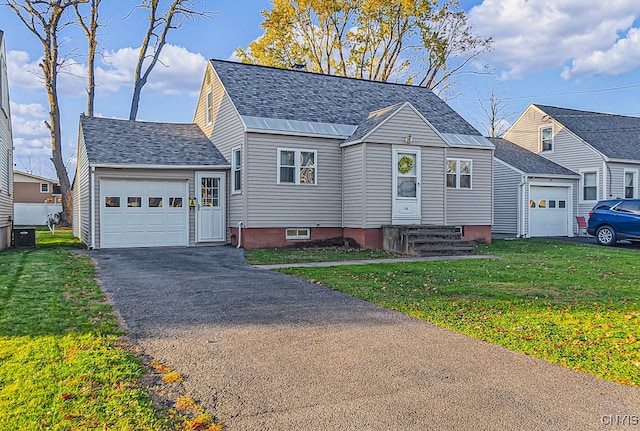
[5,0,83,224]
[235,0,492,95]
[128,0,210,120]
[479,88,513,138]
[74,0,101,117]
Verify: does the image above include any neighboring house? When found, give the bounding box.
[0,30,14,250]
[504,104,640,226]
[75,60,494,249]
[13,171,62,225]
[491,138,579,237]
[74,117,228,249]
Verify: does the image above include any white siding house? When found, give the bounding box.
[0,30,14,250]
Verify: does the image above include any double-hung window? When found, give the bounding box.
[232,146,241,194]
[540,126,553,152]
[278,148,316,185]
[624,170,637,198]
[446,159,472,189]
[581,171,598,202]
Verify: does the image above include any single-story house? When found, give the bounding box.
[13,170,62,225]
[0,29,13,250]
[504,104,640,222]
[491,137,580,237]
[75,60,495,249]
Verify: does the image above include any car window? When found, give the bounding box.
[613,200,640,213]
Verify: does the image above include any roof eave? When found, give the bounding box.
[90,163,230,170]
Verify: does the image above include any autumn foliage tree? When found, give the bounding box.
[236,0,492,96]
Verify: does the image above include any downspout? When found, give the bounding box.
[236,221,243,249]
[602,159,608,199]
[518,175,527,238]
[90,166,96,250]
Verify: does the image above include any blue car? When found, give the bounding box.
[587,198,640,246]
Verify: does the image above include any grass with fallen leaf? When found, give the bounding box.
[278,239,640,387]
[0,229,223,430]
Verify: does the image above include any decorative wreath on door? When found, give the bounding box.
[398,155,414,174]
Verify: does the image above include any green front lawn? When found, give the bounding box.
[0,229,221,430]
[278,239,640,387]
[245,247,401,265]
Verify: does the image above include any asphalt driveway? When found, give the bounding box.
[89,246,639,431]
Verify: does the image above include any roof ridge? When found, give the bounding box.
[209,58,432,91]
[534,104,640,119]
[81,114,198,127]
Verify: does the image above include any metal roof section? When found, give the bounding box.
[242,116,356,138]
[442,133,495,149]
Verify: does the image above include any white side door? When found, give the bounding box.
[392,147,421,224]
[196,172,225,242]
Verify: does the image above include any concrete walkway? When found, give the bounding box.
[89,247,639,431]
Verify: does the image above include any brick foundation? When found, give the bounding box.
[462,225,492,244]
[232,227,344,250]
[343,228,382,249]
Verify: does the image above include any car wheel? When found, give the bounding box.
[596,225,616,246]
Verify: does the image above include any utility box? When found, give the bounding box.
[13,227,36,248]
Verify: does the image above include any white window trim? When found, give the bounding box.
[277,148,318,185]
[205,90,213,125]
[539,125,554,153]
[40,183,50,193]
[579,169,599,203]
[446,158,473,190]
[231,146,242,194]
[286,228,310,240]
[624,169,638,198]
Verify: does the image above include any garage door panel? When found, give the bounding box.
[530,186,570,237]
[100,179,189,248]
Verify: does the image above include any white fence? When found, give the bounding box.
[14,203,62,226]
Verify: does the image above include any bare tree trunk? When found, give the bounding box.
[6,0,81,225]
[75,0,101,117]
[128,0,211,120]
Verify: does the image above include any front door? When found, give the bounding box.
[392,147,421,224]
[196,172,225,242]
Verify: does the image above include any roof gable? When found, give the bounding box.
[491,137,578,177]
[80,116,228,166]
[534,104,640,160]
[209,59,481,137]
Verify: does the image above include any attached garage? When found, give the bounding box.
[74,116,229,250]
[492,138,579,238]
[529,185,570,236]
[100,179,189,248]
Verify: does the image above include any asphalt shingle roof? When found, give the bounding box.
[210,59,481,136]
[490,137,578,176]
[81,115,228,166]
[344,102,406,143]
[535,105,640,160]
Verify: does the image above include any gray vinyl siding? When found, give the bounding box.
[445,148,493,225]
[505,105,604,218]
[493,160,521,235]
[363,144,392,227]
[607,162,640,200]
[195,66,245,227]
[342,144,365,227]
[366,104,448,147]
[92,168,209,248]
[245,133,342,228]
[0,34,12,249]
[210,94,245,226]
[421,147,446,225]
[75,132,91,245]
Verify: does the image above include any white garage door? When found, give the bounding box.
[529,186,570,237]
[100,179,188,248]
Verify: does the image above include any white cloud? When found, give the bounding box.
[10,101,47,118]
[6,51,43,92]
[561,27,640,78]
[100,44,207,96]
[469,0,640,79]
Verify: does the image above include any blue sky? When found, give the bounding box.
[1,0,640,179]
